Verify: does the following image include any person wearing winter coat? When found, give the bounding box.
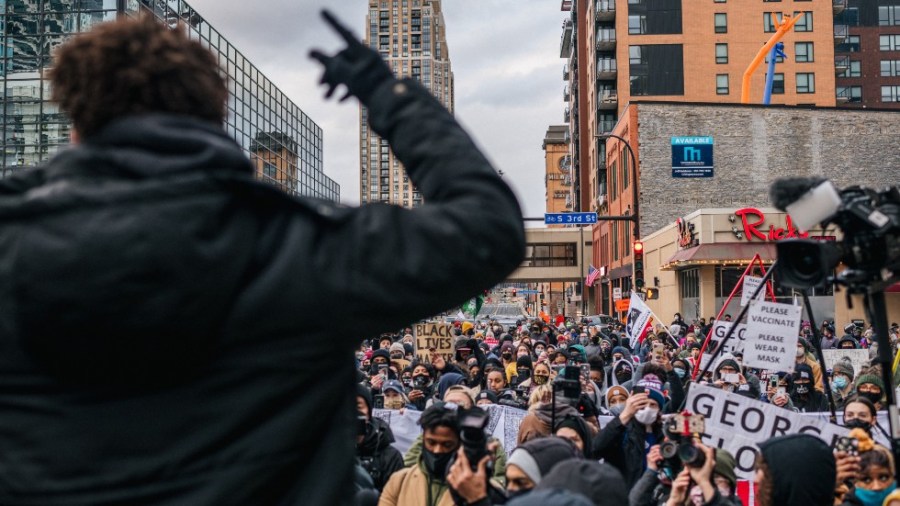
[755,434,836,505]
[356,386,405,491]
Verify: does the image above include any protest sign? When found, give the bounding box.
[740,276,765,307]
[625,293,653,348]
[743,301,801,373]
[686,384,848,479]
[709,321,748,355]
[822,349,870,374]
[414,321,455,362]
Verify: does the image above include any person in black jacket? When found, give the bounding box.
[0,12,524,506]
[356,385,404,491]
[791,363,829,412]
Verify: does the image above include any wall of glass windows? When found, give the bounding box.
[0,0,339,201]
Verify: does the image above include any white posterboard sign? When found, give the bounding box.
[741,276,765,307]
[743,301,801,373]
[685,384,848,479]
[822,349,870,375]
[710,321,748,355]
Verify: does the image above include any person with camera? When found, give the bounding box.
[765,371,799,411]
[448,436,581,505]
[356,385,405,492]
[592,375,667,488]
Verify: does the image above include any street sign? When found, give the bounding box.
[671,136,714,178]
[615,299,630,312]
[613,287,622,300]
[544,212,598,225]
[518,289,540,294]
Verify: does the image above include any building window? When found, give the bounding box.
[714,0,725,2]
[883,85,900,102]
[716,74,729,94]
[263,162,277,179]
[846,60,861,78]
[764,12,782,33]
[881,34,900,51]
[882,60,900,77]
[836,7,860,26]
[680,268,700,299]
[794,12,812,32]
[836,86,862,103]
[879,5,900,26]
[716,43,728,64]
[795,42,814,62]
[838,35,861,53]
[772,73,785,94]
[714,13,727,33]
[629,44,685,96]
[629,15,646,34]
[796,73,815,93]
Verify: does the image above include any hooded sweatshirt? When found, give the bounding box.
[758,434,835,505]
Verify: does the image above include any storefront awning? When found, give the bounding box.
[661,243,776,270]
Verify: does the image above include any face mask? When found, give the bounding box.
[794,384,810,395]
[832,376,849,390]
[859,390,882,404]
[844,418,873,434]
[796,348,805,358]
[533,375,548,385]
[616,372,632,383]
[502,353,512,360]
[855,482,897,506]
[506,488,531,500]
[717,486,733,499]
[674,368,686,379]
[422,448,454,480]
[635,406,659,425]
[384,397,405,410]
[609,404,625,416]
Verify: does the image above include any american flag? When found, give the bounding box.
[585,265,601,286]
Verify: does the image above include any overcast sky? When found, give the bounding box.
[187,0,566,218]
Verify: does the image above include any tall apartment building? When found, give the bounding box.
[0,0,339,201]
[360,0,454,207]
[559,0,867,313]
[835,0,900,108]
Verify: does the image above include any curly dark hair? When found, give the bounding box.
[49,15,227,139]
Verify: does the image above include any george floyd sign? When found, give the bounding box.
[686,384,848,479]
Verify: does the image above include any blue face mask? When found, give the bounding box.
[832,376,848,390]
[674,368,686,379]
[855,482,897,506]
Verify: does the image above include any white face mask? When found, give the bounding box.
[635,406,659,425]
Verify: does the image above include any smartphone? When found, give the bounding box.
[632,385,646,395]
[373,394,384,409]
[724,373,741,384]
[776,387,786,397]
[834,436,859,456]
[377,363,389,379]
[652,342,665,361]
[579,364,591,382]
[769,376,779,389]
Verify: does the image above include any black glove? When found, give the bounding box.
[309,10,394,105]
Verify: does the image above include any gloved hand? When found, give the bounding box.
[309,10,394,105]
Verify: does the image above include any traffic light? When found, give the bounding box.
[645,287,658,300]
[633,240,645,290]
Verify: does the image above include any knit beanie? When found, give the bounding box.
[832,358,855,380]
[636,373,666,408]
[390,342,405,355]
[855,373,885,392]
[507,437,580,485]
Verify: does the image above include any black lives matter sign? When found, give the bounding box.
[414,322,455,363]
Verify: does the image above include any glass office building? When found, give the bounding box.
[0,0,339,201]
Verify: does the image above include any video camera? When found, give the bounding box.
[769,178,899,292]
[659,411,706,480]
[450,407,492,473]
[552,364,582,400]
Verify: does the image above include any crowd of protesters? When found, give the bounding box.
[353,315,900,506]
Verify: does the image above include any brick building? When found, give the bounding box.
[835,0,900,108]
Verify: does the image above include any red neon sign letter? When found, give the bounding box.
[734,208,809,242]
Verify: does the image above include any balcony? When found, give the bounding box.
[596,29,616,50]
[564,106,571,123]
[564,130,571,144]
[597,89,618,110]
[560,19,573,57]
[560,0,572,11]
[564,85,570,102]
[596,1,615,22]
[834,24,849,42]
[563,63,569,80]
[836,86,861,103]
[835,55,849,74]
[597,120,615,134]
[596,58,617,80]
[833,0,847,15]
